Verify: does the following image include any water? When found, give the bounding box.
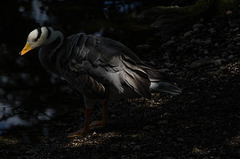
[0,102,55,135]
[0,95,56,135]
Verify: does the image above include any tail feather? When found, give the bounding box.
[150,82,182,95]
[140,65,182,95]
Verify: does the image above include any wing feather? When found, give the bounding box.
[61,33,151,99]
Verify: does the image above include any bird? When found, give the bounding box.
[20,26,182,137]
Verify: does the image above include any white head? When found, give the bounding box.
[20,26,64,55]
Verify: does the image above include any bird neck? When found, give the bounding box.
[38,36,64,75]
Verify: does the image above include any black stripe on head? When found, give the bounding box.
[46,27,51,39]
[34,27,42,42]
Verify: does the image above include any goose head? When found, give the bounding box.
[20,26,64,55]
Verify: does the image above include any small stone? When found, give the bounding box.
[162,40,175,47]
[233,27,239,32]
[193,147,202,153]
[184,31,194,38]
[176,46,184,52]
[226,10,233,15]
[234,36,240,41]
[193,27,199,32]
[133,145,142,151]
[228,55,234,59]
[71,59,77,63]
[208,27,216,34]
[203,50,209,55]
[192,23,204,29]
[205,38,212,45]
[214,59,222,66]
[162,52,170,60]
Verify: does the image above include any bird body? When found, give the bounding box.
[20,26,181,137]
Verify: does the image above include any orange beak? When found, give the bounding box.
[19,42,32,56]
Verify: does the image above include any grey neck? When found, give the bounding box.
[38,37,63,75]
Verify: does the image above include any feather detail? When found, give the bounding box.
[60,33,152,99]
[120,55,151,98]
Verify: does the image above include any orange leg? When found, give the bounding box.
[68,109,92,138]
[89,99,109,129]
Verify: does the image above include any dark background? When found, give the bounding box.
[1,0,240,158]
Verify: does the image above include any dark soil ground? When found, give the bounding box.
[1,10,240,159]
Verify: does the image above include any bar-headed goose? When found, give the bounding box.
[20,26,182,137]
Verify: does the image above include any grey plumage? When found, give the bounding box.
[20,26,182,136]
[21,26,182,109]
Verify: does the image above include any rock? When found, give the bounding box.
[184,31,194,38]
[133,145,142,151]
[205,38,212,45]
[203,50,209,55]
[176,46,184,52]
[192,23,204,29]
[233,27,239,32]
[162,40,175,47]
[193,27,199,32]
[208,27,216,34]
[234,36,240,41]
[190,58,214,70]
[226,10,233,15]
[214,59,222,66]
[228,55,234,60]
[162,52,170,60]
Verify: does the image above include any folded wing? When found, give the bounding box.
[61,33,151,99]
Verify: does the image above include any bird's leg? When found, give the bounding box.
[89,99,109,129]
[67,108,92,137]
